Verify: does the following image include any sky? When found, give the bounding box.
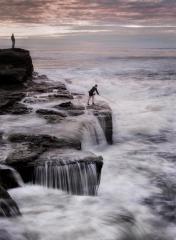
[0,0,176,26]
[0,0,176,53]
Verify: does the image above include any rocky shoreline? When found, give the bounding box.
[0,48,113,217]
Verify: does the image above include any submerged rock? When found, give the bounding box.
[87,101,113,144]
[0,186,21,217]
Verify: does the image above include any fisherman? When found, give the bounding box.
[11,33,15,49]
[87,84,99,105]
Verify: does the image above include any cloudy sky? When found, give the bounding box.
[0,0,176,25]
[0,0,176,46]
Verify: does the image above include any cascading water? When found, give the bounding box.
[0,186,21,218]
[33,160,101,195]
[0,199,20,217]
[81,114,107,150]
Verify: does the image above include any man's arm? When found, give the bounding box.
[96,88,99,95]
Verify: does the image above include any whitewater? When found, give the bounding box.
[1,39,176,240]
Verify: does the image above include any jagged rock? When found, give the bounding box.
[0,48,33,86]
[0,91,25,114]
[0,186,21,217]
[87,101,113,144]
[0,165,21,190]
[55,101,85,116]
[3,102,32,115]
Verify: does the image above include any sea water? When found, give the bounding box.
[1,37,176,240]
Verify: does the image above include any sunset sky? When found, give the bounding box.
[0,0,176,25]
[0,0,176,53]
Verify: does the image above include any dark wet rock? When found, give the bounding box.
[6,143,45,183]
[6,143,45,166]
[55,101,85,117]
[40,115,65,124]
[0,165,21,190]
[6,133,81,182]
[33,149,103,195]
[36,109,67,123]
[67,110,85,116]
[0,48,33,86]
[36,109,67,117]
[27,80,68,94]
[0,91,25,114]
[58,101,73,108]
[87,102,113,144]
[47,92,73,99]
[3,102,32,115]
[0,68,27,85]
[8,133,81,150]
[0,186,21,217]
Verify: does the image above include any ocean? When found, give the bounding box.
[1,34,176,240]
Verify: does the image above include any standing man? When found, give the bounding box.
[11,33,15,49]
[87,84,99,105]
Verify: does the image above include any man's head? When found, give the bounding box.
[95,84,98,88]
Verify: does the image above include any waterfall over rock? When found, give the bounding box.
[33,150,103,195]
[0,186,21,217]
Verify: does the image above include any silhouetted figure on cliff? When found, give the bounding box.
[87,84,99,105]
[11,34,15,49]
